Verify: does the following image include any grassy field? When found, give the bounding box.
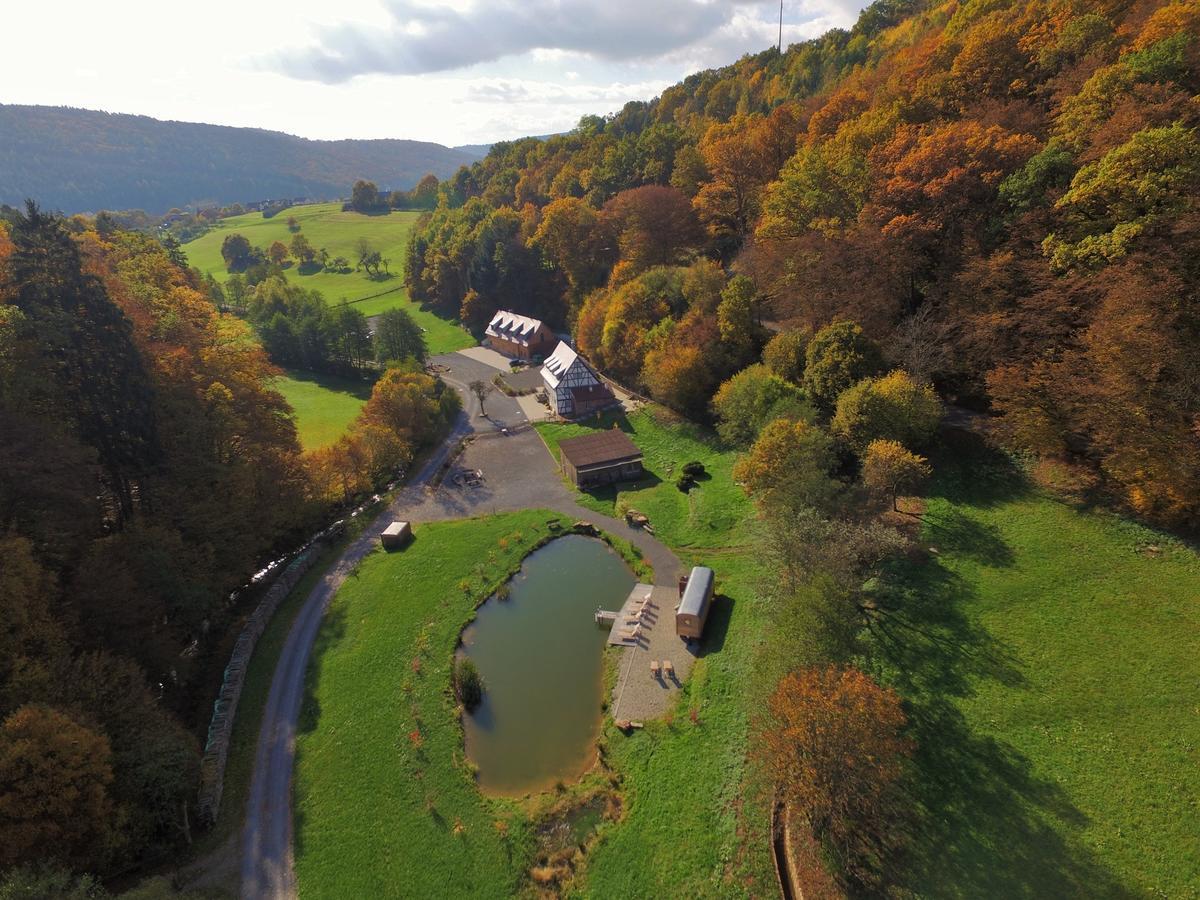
[182,202,473,355]
[868,433,1200,898]
[275,369,371,451]
[293,512,570,898]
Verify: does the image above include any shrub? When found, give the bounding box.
[681,460,706,478]
[454,658,485,711]
[676,474,695,492]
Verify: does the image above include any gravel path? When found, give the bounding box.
[239,350,684,899]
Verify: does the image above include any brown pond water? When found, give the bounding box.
[459,535,635,796]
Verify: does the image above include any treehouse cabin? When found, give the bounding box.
[541,341,615,418]
[483,311,556,361]
[557,429,644,488]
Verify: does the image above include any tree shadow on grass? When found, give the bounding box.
[929,429,1032,510]
[292,601,349,864]
[924,508,1015,568]
[867,556,1136,898]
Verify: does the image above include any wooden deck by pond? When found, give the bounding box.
[605,583,699,722]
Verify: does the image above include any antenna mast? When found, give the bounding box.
[778,0,784,52]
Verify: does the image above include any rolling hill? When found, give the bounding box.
[0,104,488,213]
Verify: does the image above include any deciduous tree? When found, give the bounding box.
[0,704,115,869]
[861,439,931,511]
[755,666,911,884]
[831,369,943,454]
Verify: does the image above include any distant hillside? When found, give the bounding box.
[0,105,489,213]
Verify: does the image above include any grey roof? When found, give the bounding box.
[678,566,714,619]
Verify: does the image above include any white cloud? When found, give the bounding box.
[0,0,869,146]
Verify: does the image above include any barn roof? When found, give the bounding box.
[558,429,642,471]
[678,566,714,619]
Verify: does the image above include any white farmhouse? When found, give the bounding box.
[540,341,615,418]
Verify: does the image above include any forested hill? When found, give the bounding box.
[0,105,487,213]
[410,0,1200,527]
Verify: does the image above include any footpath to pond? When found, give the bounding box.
[240,349,684,899]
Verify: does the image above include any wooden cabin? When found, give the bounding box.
[483,311,556,360]
[557,430,644,488]
[540,341,616,418]
[675,566,714,640]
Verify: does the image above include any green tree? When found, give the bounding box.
[716,274,766,365]
[9,203,159,519]
[219,233,254,271]
[733,418,841,515]
[290,232,316,265]
[803,321,885,413]
[373,307,427,364]
[350,179,384,213]
[712,364,812,447]
[762,328,812,384]
[831,369,943,454]
[1045,124,1200,269]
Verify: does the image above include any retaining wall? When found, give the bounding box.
[195,539,330,826]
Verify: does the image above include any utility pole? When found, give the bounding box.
[778,0,783,52]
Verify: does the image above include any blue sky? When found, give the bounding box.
[5,0,868,145]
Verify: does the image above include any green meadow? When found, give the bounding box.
[872,433,1200,899]
[292,511,564,898]
[182,202,473,354]
[274,369,371,451]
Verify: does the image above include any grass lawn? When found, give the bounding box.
[274,369,372,451]
[868,433,1200,898]
[293,512,572,898]
[182,203,473,355]
[535,406,753,552]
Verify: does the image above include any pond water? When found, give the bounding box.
[459,535,635,796]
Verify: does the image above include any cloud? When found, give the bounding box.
[270,0,779,83]
[463,77,673,106]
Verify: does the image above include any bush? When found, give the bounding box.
[454,658,485,711]
[676,474,695,492]
[681,460,706,478]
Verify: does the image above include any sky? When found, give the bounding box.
[3,0,869,146]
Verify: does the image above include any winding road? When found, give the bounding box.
[239,349,680,899]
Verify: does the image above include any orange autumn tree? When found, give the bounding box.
[756,665,912,885]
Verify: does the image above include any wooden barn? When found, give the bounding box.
[675,566,714,640]
[483,311,556,360]
[557,429,644,488]
[541,341,616,418]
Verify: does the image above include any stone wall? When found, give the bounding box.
[195,539,329,827]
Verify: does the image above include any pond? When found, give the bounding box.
[459,534,635,796]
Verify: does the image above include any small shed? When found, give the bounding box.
[675,566,714,640]
[381,521,412,550]
[558,430,644,488]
